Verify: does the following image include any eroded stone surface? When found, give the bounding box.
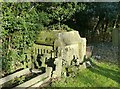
[52,57,62,78]
[33,30,87,77]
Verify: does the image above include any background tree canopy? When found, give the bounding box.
[1,2,120,74]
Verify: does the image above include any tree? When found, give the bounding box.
[1,2,49,73]
[65,2,119,42]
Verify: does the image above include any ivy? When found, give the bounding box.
[1,2,49,74]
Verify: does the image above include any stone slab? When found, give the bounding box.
[14,73,47,88]
[0,68,30,85]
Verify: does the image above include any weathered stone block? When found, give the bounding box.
[58,31,81,45]
[52,57,62,78]
[78,38,86,63]
[46,67,52,78]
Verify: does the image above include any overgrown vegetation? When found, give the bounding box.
[1,2,49,74]
[1,2,120,76]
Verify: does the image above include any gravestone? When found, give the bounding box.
[112,28,120,46]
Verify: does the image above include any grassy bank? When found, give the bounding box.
[51,61,120,88]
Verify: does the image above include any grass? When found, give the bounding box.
[51,61,120,88]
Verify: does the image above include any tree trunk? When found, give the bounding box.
[101,17,106,33]
[91,16,101,42]
[93,17,101,33]
[104,19,109,32]
[101,21,105,31]
[113,14,119,28]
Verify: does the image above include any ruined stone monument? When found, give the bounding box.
[32,30,86,78]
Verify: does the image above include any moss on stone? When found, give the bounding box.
[35,30,66,45]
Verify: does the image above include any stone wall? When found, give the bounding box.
[56,31,86,65]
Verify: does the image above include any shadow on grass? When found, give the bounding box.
[89,63,120,83]
[75,73,100,87]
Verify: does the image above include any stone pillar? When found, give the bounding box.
[78,38,86,63]
[46,67,52,78]
[52,57,62,78]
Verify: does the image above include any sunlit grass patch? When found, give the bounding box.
[51,61,119,87]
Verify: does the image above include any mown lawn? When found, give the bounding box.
[51,61,120,88]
